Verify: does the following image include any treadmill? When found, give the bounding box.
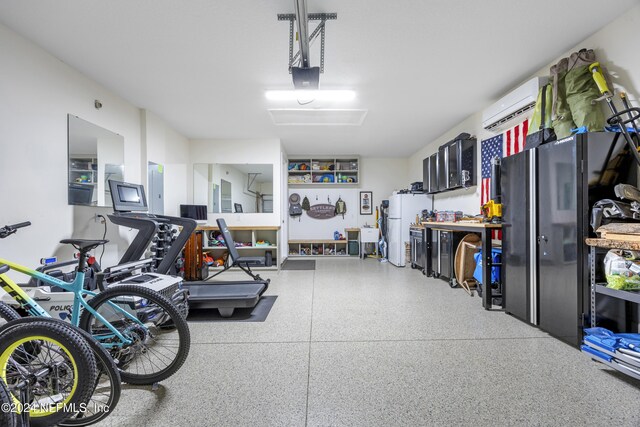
[108,180,269,318]
[183,218,269,317]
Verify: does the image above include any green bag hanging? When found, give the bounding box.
[548,48,607,138]
[525,83,556,150]
[565,64,605,133]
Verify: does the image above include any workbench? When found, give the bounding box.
[422,221,503,310]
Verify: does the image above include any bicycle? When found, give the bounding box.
[0,311,98,427]
[0,300,121,427]
[0,222,191,386]
[0,368,18,427]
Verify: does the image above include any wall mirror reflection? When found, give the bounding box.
[68,115,124,206]
[193,164,273,213]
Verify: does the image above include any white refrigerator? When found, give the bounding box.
[388,193,430,267]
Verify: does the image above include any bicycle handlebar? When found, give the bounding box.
[0,221,31,238]
[9,221,31,230]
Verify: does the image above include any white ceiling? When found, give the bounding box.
[1,0,638,157]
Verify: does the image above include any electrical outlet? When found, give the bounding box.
[93,214,100,223]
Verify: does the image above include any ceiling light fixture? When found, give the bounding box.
[265,90,356,102]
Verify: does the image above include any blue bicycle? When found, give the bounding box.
[0,222,190,387]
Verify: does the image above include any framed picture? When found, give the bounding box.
[360,191,372,215]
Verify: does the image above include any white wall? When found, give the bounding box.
[188,139,283,227]
[356,157,410,227]
[280,150,289,261]
[141,110,190,217]
[285,157,409,243]
[288,188,358,240]
[0,22,142,269]
[0,23,187,272]
[408,4,640,214]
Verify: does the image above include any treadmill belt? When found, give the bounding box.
[187,295,277,322]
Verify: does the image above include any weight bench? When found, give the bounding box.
[209,218,270,283]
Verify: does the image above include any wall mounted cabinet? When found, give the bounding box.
[422,153,439,194]
[437,146,448,192]
[288,157,359,186]
[423,134,476,194]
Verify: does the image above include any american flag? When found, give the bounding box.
[480,119,529,207]
[480,135,502,207]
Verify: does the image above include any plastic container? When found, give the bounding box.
[472,247,502,285]
[348,241,359,256]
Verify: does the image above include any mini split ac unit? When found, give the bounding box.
[482,76,548,132]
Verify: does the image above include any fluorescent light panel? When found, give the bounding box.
[265,90,356,102]
[268,109,367,126]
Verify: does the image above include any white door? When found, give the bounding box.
[148,162,164,215]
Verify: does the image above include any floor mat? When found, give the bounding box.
[187,295,278,322]
[281,260,316,270]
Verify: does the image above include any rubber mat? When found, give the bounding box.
[281,260,316,270]
[187,295,278,322]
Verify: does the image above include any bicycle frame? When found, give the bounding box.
[0,258,140,347]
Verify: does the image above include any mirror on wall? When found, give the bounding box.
[68,115,124,207]
[193,164,273,214]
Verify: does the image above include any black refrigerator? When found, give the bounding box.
[502,132,637,347]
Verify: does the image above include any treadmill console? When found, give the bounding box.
[109,180,148,212]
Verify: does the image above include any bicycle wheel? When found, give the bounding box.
[0,377,19,427]
[79,284,191,385]
[0,301,21,323]
[2,317,121,427]
[0,319,97,427]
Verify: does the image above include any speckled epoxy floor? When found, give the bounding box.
[99,258,640,426]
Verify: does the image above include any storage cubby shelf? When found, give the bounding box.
[288,156,359,186]
[197,225,279,271]
[288,228,361,258]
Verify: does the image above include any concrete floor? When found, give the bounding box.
[101,258,640,426]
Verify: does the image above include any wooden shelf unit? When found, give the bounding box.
[183,225,280,280]
[288,156,359,185]
[288,228,362,257]
[288,239,349,257]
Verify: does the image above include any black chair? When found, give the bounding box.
[211,218,270,283]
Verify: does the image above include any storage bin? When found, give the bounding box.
[472,247,502,284]
[348,241,359,256]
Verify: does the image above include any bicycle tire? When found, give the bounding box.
[0,377,18,427]
[79,284,191,385]
[0,301,21,323]
[2,317,121,427]
[0,319,97,427]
